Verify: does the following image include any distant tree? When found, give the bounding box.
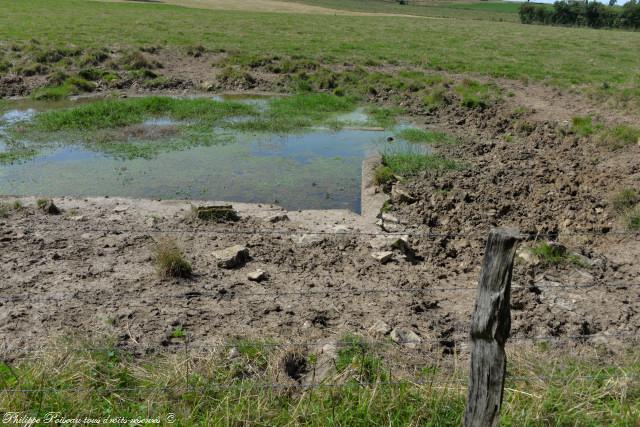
[609,0,617,6]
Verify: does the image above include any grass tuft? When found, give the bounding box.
[153,239,192,279]
[397,128,456,144]
[381,149,459,178]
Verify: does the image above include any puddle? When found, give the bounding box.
[0,97,428,213]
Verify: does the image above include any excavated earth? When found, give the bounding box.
[1,58,640,375]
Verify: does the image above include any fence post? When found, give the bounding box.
[464,228,520,427]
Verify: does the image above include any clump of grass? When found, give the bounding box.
[381,150,458,177]
[0,148,38,164]
[612,188,638,214]
[365,105,404,128]
[597,124,640,150]
[422,86,448,112]
[0,205,9,218]
[170,326,186,338]
[118,51,160,70]
[231,93,356,133]
[153,239,192,278]
[570,116,601,137]
[530,242,587,268]
[374,165,395,185]
[30,76,95,100]
[625,207,640,230]
[397,128,456,144]
[36,198,61,215]
[454,79,497,109]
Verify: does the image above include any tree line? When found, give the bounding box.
[519,0,640,29]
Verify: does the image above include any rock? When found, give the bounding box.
[516,247,540,266]
[390,328,421,348]
[391,184,416,204]
[376,219,402,233]
[369,320,392,336]
[213,245,250,269]
[292,234,324,246]
[70,215,86,222]
[381,213,400,224]
[247,269,268,282]
[266,213,289,223]
[369,235,411,254]
[113,205,128,213]
[145,217,158,227]
[195,205,239,222]
[228,347,240,359]
[332,225,351,234]
[371,251,394,264]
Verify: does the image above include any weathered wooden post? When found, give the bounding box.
[464,228,520,427]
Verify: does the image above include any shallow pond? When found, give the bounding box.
[0,97,426,213]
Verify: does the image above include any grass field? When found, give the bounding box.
[1,0,639,102]
[1,339,638,426]
[281,0,522,21]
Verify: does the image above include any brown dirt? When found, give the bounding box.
[1,50,640,370]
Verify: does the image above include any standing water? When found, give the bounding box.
[0,97,427,213]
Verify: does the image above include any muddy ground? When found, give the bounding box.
[1,49,640,375]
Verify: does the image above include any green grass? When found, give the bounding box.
[612,188,639,214]
[597,124,640,149]
[365,105,404,128]
[626,207,640,230]
[230,93,357,133]
[570,117,640,149]
[530,242,588,268]
[454,79,499,109]
[0,338,638,425]
[381,149,459,177]
[571,116,601,137]
[0,147,39,164]
[1,0,639,107]
[397,128,456,144]
[281,0,521,22]
[32,97,255,131]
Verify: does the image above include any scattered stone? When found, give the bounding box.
[247,269,268,282]
[371,251,394,264]
[369,320,392,337]
[292,234,324,246]
[195,205,239,222]
[213,245,250,269]
[516,247,540,266]
[145,217,158,227]
[390,328,421,348]
[376,219,402,232]
[369,235,411,254]
[70,215,86,222]
[381,213,400,224]
[391,184,416,204]
[113,205,128,213]
[266,213,289,223]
